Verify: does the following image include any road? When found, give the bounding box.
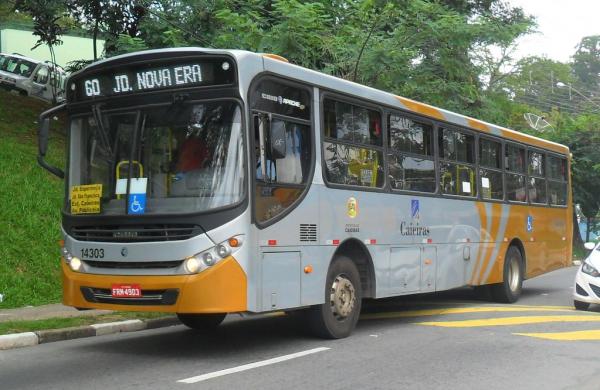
[2,266,599,390]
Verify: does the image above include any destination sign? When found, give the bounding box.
[74,58,235,101]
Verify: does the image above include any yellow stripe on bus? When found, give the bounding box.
[418,315,600,328]
[515,330,600,341]
[361,306,574,320]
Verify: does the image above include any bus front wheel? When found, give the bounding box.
[491,246,523,303]
[177,313,226,330]
[307,256,362,339]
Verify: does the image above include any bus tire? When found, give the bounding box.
[574,300,590,311]
[491,246,523,303]
[306,256,362,339]
[177,313,226,330]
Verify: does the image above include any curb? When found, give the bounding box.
[0,316,181,351]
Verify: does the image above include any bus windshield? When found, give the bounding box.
[68,101,245,216]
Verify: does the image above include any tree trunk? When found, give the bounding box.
[93,18,99,60]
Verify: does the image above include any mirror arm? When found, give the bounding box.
[38,103,66,179]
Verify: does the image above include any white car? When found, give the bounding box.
[0,52,66,103]
[573,242,600,310]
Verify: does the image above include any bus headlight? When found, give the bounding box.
[184,235,243,274]
[216,244,230,258]
[69,257,82,272]
[184,256,201,274]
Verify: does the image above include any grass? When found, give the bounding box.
[0,89,66,308]
[0,312,173,336]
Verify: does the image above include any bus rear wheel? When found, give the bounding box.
[307,256,362,339]
[177,313,226,330]
[491,246,523,303]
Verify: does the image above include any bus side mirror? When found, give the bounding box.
[38,104,66,179]
[269,119,286,159]
[584,242,596,250]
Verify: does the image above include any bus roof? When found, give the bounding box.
[77,47,569,155]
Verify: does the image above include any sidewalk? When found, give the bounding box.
[0,304,112,323]
[0,304,180,351]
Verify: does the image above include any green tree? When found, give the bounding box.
[15,0,65,103]
[572,35,600,91]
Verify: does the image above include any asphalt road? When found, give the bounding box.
[2,265,599,390]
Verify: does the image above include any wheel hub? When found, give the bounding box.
[330,275,356,320]
[508,257,520,292]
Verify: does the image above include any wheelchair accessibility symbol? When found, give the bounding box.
[526,215,533,232]
[128,194,146,215]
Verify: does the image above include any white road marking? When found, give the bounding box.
[177,347,330,384]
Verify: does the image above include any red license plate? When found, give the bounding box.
[111,284,141,298]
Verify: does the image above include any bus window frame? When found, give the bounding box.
[62,96,249,223]
[248,74,316,229]
[386,109,439,195]
[478,134,506,203]
[546,151,569,208]
[504,141,528,205]
[527,147,549,206]
[319,91,387,193]
[437,124,478,199]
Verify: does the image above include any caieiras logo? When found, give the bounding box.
[400,199,430,236]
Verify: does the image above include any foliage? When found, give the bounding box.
[14,0,65,103]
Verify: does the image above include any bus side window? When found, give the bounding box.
[255,115,312,223]
[439,128,476,197]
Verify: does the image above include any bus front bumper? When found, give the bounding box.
[62,256,247,313]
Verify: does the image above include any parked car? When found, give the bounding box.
[573,241,600,310]
[0,52,66,103]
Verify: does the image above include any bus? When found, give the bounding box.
[37,48,572,339]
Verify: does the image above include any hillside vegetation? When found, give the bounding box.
[0,89,65,308]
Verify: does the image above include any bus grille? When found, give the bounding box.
[80,287,179,305]
[70,224,203,242]
[84,260,183,270]
[299,224,317,242]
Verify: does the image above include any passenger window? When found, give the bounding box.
[548,156,567,181]
[439,128,475,196]
[506,174,527,202]
[439,128,474,163]
[479,169,503,200]
[324,99,382,146]
[479,138,503,200]
[324,142,384,188]
[387,114,435,192]
[528,151,544,177]
[528,151,546,204]
[506,145,525,173]
[480,139,501,169]
[389,115,433,156]
[548,156,568,205]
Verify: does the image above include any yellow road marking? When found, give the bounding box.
[515,330,600,341]
[361,306,575,320]
[418,315,600,328]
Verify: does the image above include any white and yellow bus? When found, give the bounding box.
[37,48,572,338]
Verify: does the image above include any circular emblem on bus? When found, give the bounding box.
[347,197,358,218]
[121,247,128,257]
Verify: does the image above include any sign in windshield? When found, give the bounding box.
[74,57,236,101]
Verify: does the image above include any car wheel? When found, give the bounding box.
[574,300,590,311]
[306,256,362,339]
[491,246,523,303]
[177,313,226,330]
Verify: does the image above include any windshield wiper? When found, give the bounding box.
[92,104,113,157]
